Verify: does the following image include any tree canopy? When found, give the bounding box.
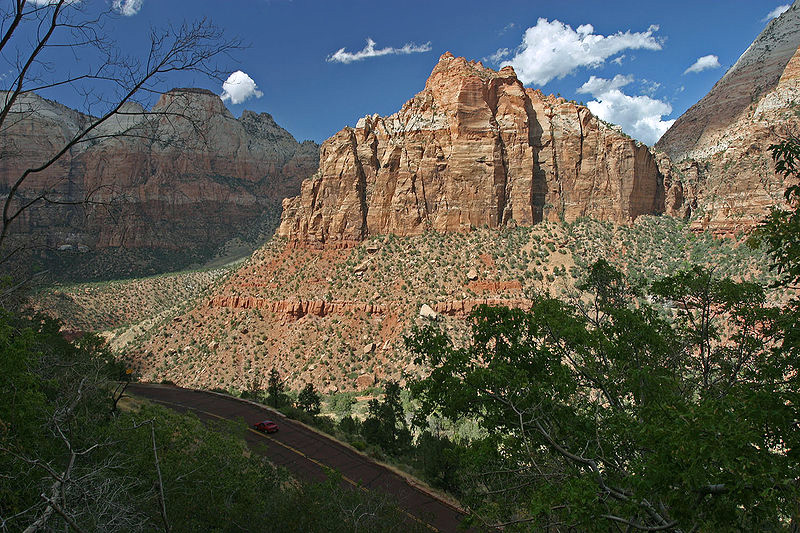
[408,259,797,531]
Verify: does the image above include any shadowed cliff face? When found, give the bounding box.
[0,88,319,278]
[656,2,800,235]
[277,53,665,245]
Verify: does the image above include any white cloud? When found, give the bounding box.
[641,79,661,96]
[487,48,511,64]
[762,4,790,22]
[502,19,663,86]
[683,54,721,74]
[220,71,263,105]
[327,38,431,64]
[578,74,634,95]
[112,0,143,16]
[612,55,626,65]
[499,23,516,36]
[577,74,674,145]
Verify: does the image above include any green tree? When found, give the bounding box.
[750,138,800,358]
[362,381,411,455]
[751,137,800,287]
[408,263,797,531]
[267,367,285,408]
[329,391,357,417]
[651,266,772,391]
[0,310,429,532]
[297,382,321,415]
[750,137,800,527]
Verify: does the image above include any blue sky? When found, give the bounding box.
[13,0,796,145]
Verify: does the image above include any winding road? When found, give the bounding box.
[127,383,470,533]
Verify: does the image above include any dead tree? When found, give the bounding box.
[0,0,241,268]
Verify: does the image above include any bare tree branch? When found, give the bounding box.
[39,494,86,533]
[150,422,170,533]
[0,2,242,269]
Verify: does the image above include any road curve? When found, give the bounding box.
[127,383,470,533]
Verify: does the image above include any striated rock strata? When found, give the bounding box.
[0,88,318,276]
[434,298,533,317]
[656,2,800,161]
[657,2,800,233]
[278,53,665,244]
[207,295,388,318]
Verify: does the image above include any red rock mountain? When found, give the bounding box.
[0,88,318,277]
[278,53,665,245]
[656,2,800,233]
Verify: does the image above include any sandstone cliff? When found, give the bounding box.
[0,88,319,278]
[656,2,800,233]
[656,2,800,161]
[278,53,665,244]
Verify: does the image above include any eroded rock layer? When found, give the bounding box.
[0,88,319,276]
[278,53,665,244]
[656,2,800,161]
[657,2,800,234]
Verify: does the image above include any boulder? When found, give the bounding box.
[419,304,438,320]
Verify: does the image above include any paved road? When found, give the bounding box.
[127,383,469,533]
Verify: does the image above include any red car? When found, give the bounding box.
[253,420,279,433]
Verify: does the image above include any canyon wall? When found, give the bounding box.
[278,53,665,245]
[656,2,800,233]
[0,88,318,276]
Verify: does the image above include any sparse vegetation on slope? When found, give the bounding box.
[121,215,774,395]
[30,267,233,332]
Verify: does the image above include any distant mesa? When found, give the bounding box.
[0,87,320,279]
[166,87,218,95]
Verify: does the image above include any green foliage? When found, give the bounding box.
[750,138,800,287]
[411,432,462,493]
[267,367,286,408]
[0,311,428,532]
[338,415,361,436]
[329,391,357,417]
[297,382,321,415]
[362,381,412,455]
[407,263,798,531]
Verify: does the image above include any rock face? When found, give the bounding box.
[656,3,800,161]
[0,88,318,276]
[656,3,800,233]
[278,53,665,244]
[207,295,388,318]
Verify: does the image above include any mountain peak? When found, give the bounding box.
[153,87,232,119]
[278,54,664,245]
[656,3,800,160]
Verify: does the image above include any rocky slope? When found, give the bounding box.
[44,49,787,393]
[278,53,665,245]
[656,2,800,233]
[0,89,319,278]
[119,218,768,394]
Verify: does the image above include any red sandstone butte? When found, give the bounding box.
[278,53,665,245]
